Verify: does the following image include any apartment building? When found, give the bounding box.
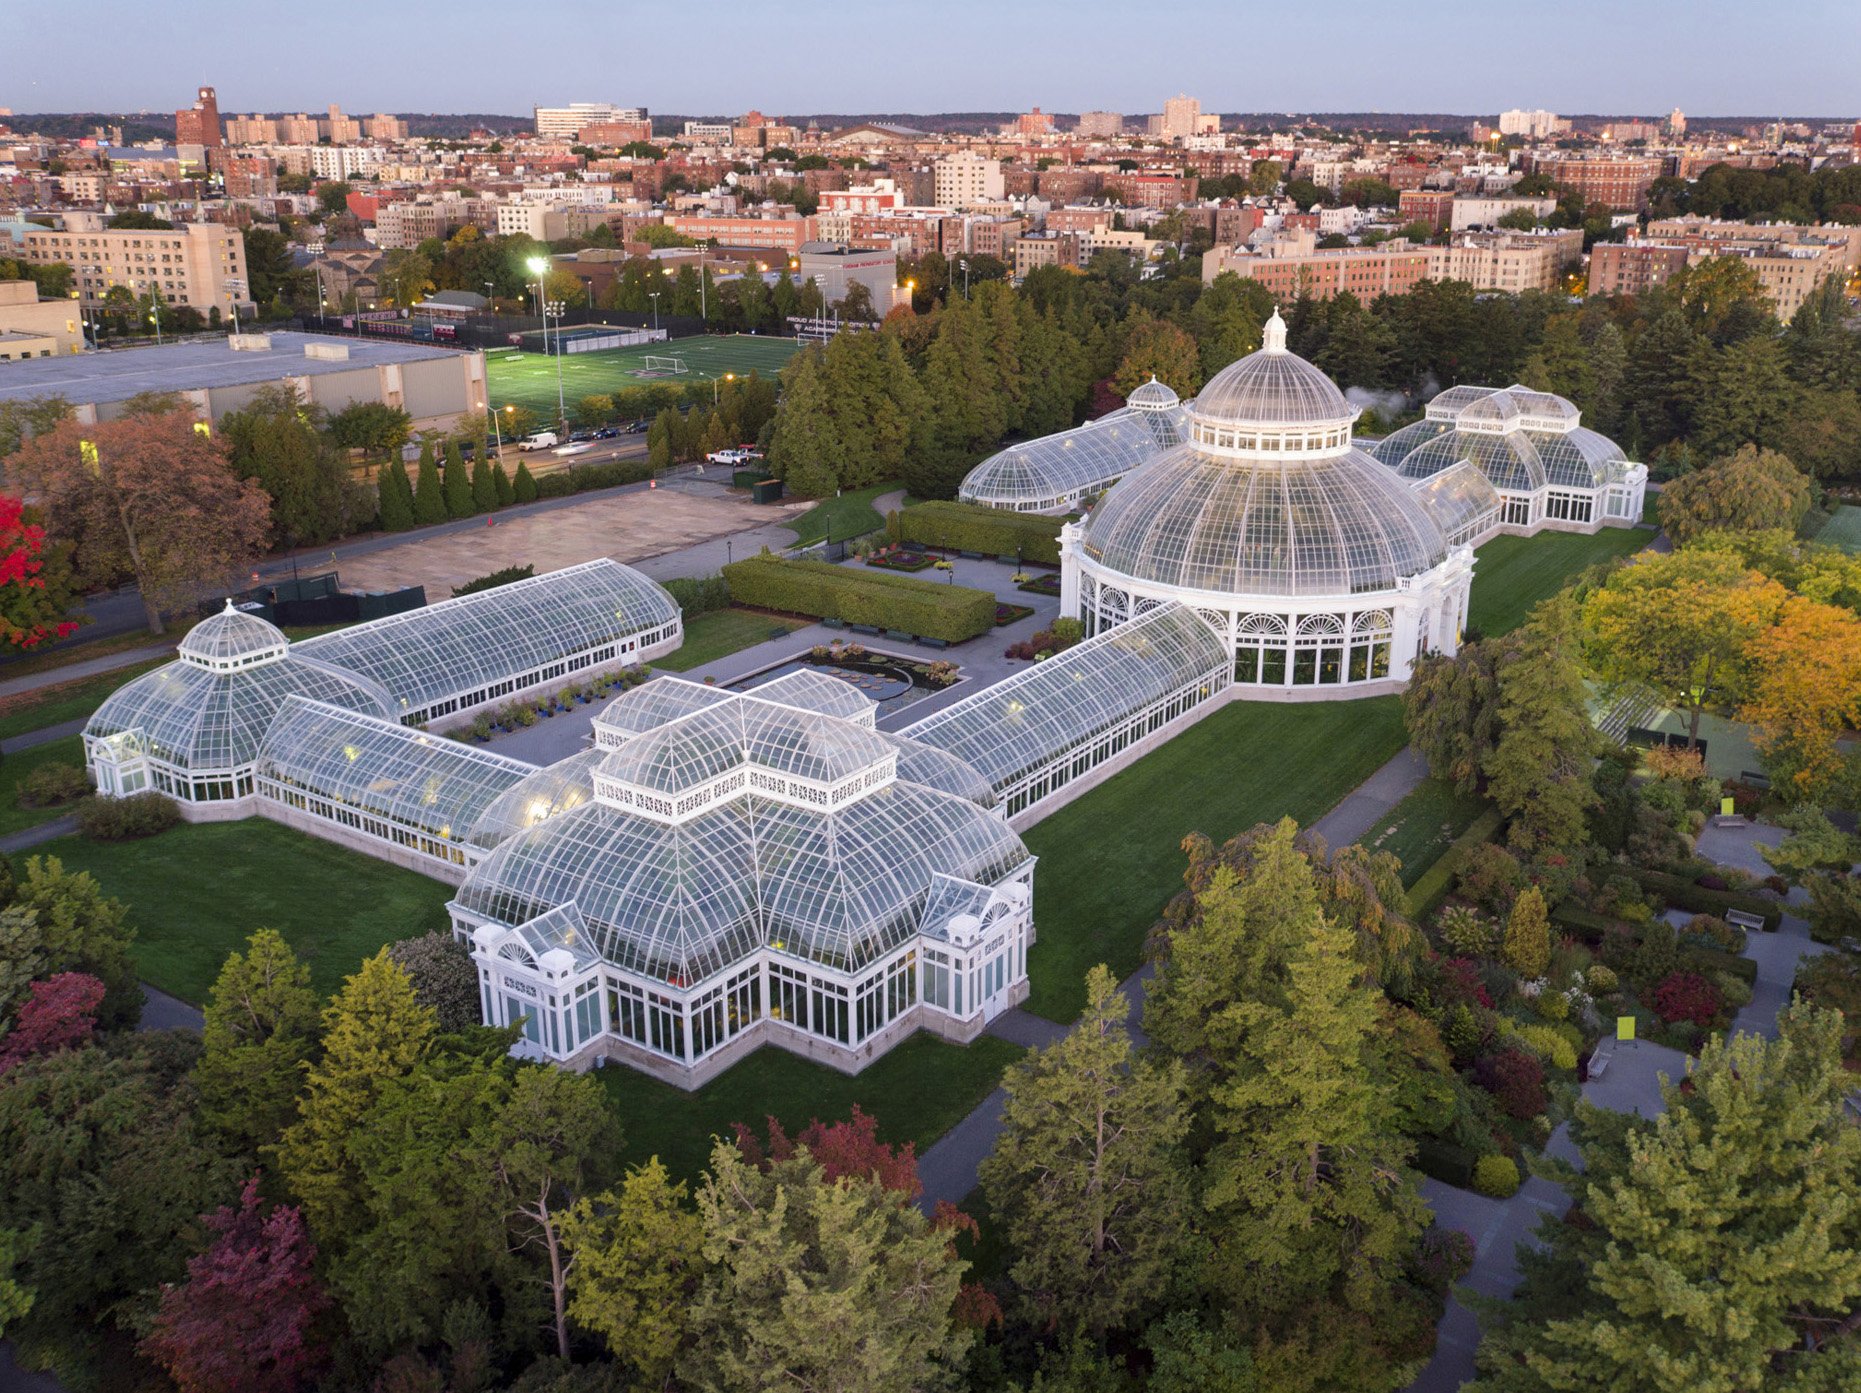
[375,197,495,249]
[934,152,1005,210]
[1426,231,1569,293]
[309,146,383,180]
[1012,232,1082,277]
[365,113,408,140]
[1450,195,1557,230]
[1399,189,1456,230]
[1646,216,1861,272]
[1202,233,1434,299]
[1533,155,1664,211]
[0,214,248,315]
[225,114,278,144]
[667,215,817,255]
[1075,111,1124,138]
[1498,109,1563,138]
[1160,94,1215,140]
[1588,241,1691,298]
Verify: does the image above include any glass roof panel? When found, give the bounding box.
[256,696,533,841]
[1081,445,1450,596]
[1409,460,1502,548]
[959,405,1187,510]
[901,603,1227,795]
[297,560,679,714]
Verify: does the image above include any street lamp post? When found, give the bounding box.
[648,292,660,333]
[141,283,163,345]
[527,256,568,433]
[224,276,246,335]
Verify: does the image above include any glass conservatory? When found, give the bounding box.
[957,378,1189,514]
[83,560,683,814]
[83,604,395,805]
[903,603,1230,817]
[1367,384,1646,533]
[297,559,683,724]
[450,679,1035,1087]
[255,696,535,877]
[1063,313,1476,694]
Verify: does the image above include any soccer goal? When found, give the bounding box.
[641,354,689,375]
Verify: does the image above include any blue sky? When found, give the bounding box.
[5,0,1856,117]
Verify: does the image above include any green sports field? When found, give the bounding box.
[486,333,801,418]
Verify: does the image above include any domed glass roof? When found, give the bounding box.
[1125,376,1181,411]
[1082,445,1450,597]
[1188,311,1359,431]
[1371,385,1628,492]
[178,603,290,670]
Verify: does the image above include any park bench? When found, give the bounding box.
[1713,813,1750,828]
[1587,1049,1611,1080]
[1725,909,1767,935]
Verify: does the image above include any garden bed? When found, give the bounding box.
[994,603,1036,627]
[1014,572,1063,598]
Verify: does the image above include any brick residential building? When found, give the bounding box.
[1534,154,1664,211]
[1588,241,1693,298]
[0,213,248,316]
[1398,189,1455,230]
[668,215,818,255]
[1202,235,1434,299]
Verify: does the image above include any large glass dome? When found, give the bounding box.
[1079,313,1452,598]
[1370,385,1630,492]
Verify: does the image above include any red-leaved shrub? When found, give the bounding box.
[1473,1048,1547,1119]
[1651,970,1723,1028]
[1440,957,1495,1009]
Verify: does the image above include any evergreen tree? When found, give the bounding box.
[272,950,436,1240]
[512,460,538,504]
[915,296,1009,498]
[10,855,140,1030]
[442,441,474,518]
[193,929,321,1157]
[765,347,844,497]
[1198,915,1429,1376]
[492,461,514,506]
[412,441,447,525]
[682,1141,972,1392]
[1403,639,1506,794]
[1502,886,1552,979]
[979,965,1191,1339]
[375,458,415,532]
[470,457,498,512]
[1470,1002,1861,1392]
[1484,595,1598,854]
[561,1159,703,1386]
[647,409,676,473]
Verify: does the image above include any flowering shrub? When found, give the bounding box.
[1474,1048,1547,1119]
[1651,970,1723,1028]
[0,495,80,650]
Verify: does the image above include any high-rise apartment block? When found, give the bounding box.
[173,86,222,149]
[1497,108,1564,138]
[1075,111,1124,138]
[934,152,1006,210]
[1160,94,1215,140]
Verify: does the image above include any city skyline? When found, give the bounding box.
[5,0,1856,119]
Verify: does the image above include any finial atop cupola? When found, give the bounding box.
[1262,307,1288,355]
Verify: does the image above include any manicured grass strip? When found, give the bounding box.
[1021,698,1409,1022]
[0,656,172,743]
[787,481,899,546]
[0,735,90,837]
[1359,777,1493,888]
[652,608,805,672]
[1469,527,1648,637]
[36,820,455,1004]
[600,1033,1023,1185]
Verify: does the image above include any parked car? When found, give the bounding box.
[518,431,559,451]
[623,419,650,434]
[706,447,755,465]
[569,429,596,443]
[591,425,621,439]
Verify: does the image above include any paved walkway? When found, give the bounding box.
[0,643,173,701]
[0,816,79,855]
[1408,818,1825,1391]
[0,718,89,755]
[1311,745,1430,849]
[139,981,205,1032]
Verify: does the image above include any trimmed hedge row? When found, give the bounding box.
[663,575,731,617]
[1622,867,1783,932]
[1405,806,1506,920]
[889,501,1065,566]
[533,456,655,500]
[1413,1137,1477,1188]
[722,554,998,643]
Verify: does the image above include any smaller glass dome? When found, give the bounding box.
[178,603,290,672]
[1188,311,1360,432]
[1125,376,1181,412]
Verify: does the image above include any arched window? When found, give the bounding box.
[1235,612,1289,685]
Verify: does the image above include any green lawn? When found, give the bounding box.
[788,482,899,547]
[1816,505,1861,554]
[487,334,800,419]
[652,608,805,672]
[34,820,455,1004]
[0,735,90,836]
[1021,698,1410,1023]
[1359,777,1492,888]
[1469,527,1649,637]
[601,1033,1023,1185]
[0,657,171,743]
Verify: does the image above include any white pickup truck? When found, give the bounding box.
[706,447,759,466]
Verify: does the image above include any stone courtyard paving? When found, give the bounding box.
[335,487,810,597]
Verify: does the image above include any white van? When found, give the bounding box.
[518,431,559,451]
